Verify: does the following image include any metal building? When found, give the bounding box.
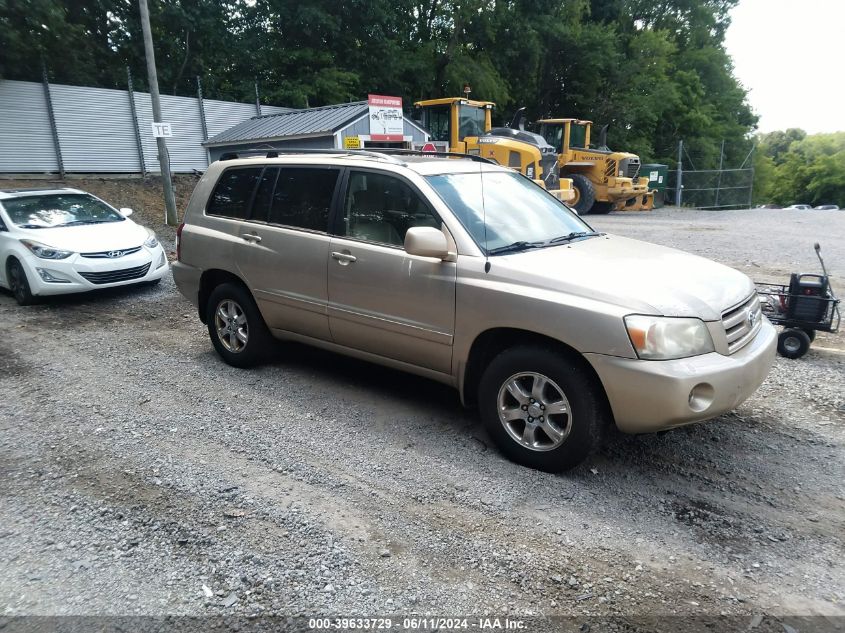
[203,101,430,161]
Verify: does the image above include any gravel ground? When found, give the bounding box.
[1,205,843,630]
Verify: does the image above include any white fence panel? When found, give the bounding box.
[0,80,59,173]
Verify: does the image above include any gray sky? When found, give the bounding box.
[724,0,845,134]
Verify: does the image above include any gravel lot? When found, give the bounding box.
[1,206,843,630]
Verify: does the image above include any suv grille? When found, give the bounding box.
[79,263,151,285]
[722,292,762,354]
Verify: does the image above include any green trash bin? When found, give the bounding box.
[641,164,668,208]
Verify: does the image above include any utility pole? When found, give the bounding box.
[139,0,178,226]
[714,139,725,208]
[675,140,684,207]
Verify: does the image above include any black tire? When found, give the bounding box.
[777,328,811,359]
[7,259,35,306]
[477,345,606,472]
[801,328,816,343]
[569,174,596,215]
[205,282,272,368]
[591,201,614,214]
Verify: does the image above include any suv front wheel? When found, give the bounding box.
[478,346,605,472]
[206,282,272,368]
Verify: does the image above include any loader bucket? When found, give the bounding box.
[614,191,654,212]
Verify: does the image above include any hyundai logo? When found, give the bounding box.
[747,310,757,328]
[107,250,123,258]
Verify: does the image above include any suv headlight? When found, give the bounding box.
[20,239,73,260]
[144,231,159,248]
[624,315,715,360]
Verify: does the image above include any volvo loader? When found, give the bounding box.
[414,98,574,202]
[536,118,653,214]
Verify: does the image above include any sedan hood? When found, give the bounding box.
[491,234,754,321]
[19,220,150,253]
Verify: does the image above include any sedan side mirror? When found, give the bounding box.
[404,226,449,259]
[119,207,134,217]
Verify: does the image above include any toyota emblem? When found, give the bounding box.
[747,310,756,328]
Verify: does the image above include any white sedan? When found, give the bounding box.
[0,188,169,305]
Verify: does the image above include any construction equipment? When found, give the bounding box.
[535,118,653,214]
[414,98,574,202]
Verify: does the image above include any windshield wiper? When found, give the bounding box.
[547,231,604,244]
[17,224,47,229]
[487,240,546,255]
[57,220,113,227]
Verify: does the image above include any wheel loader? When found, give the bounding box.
[535,118,653,215]
[413,98,574,202]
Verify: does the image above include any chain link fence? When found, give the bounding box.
[664,141,755,209]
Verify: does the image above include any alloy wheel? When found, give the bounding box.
[214,299,249,353]
[496,372,572,451]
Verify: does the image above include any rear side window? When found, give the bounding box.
[268,168,339,232]
[207,168,262,219]
[250,168,279,222]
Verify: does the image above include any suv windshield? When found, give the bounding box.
[1,193,125,228]
[426,171,594,253]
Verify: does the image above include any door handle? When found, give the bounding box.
[241,233,262,243]
[331,251,357,264]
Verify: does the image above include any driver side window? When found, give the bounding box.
[341,172,440,247]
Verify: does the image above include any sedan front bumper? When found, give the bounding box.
[23,246,169,296]
[585,320,777,433]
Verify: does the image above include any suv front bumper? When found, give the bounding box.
[585,320,777,433]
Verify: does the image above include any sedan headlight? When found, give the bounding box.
[144,231,159,248]
[20,239,73,260]
[624,315,715,360]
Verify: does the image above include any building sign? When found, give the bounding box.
[151,122,173,138]
[368,94,403,141]
[344,136,361,149]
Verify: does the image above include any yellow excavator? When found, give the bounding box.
[413,98,574,202]
[535,118,653,214]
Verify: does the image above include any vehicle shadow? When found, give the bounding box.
[3,280,164,306]
[261,340,468,423]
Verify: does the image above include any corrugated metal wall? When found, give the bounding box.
[0,79,286,174]
[0,80,60,173]
[51,84,142,173]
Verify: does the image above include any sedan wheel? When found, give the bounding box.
[8,260,34,306]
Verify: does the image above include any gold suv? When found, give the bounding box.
[173,151,776,471]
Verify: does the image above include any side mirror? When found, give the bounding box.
[119,207,134,217]
[404,226,449,259]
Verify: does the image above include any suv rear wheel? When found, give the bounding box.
[206,282,272,368]
[478,346,604,472]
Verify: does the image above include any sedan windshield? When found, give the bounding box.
[426,171,594,253]
[1,194,125,228]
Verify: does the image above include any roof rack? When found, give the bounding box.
[219,148,406,165]
[217,147,498,166]
[370,148,497,164]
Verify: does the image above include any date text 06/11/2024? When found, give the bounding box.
[308,617,526,630]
